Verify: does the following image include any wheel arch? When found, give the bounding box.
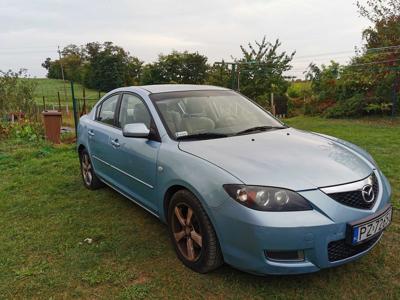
[161,182,210,224]
[163,184,186,223]
[77,144,86,154]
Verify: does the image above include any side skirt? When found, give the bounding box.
[99,177,160,219]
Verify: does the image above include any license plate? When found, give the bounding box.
[347,204,392,245]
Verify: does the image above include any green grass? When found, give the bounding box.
[0,117,399,299]
[28,78,102,107]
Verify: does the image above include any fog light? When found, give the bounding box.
[265,250,305,262]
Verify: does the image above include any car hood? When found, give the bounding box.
[178,128,374,191]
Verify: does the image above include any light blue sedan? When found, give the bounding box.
[77,84,392,275]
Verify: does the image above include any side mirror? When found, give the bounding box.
[122,123,150,138]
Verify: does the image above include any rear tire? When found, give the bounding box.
[168,190,223,273]
[79,149,103,190]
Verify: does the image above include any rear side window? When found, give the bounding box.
[97,94,119,125]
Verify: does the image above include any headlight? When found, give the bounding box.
[223,185,312,211]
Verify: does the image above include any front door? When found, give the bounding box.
[111,93,161,212]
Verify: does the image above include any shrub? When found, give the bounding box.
[1,120,44,142]
[0,69,37,116]
[324,94,365,118]
[364,102,392,115]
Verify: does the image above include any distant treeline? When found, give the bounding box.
[42,37,294,107]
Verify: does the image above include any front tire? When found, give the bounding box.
[168,190,223,273]
[79,149,103,190]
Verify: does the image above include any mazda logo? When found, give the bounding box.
[361,184,375,203]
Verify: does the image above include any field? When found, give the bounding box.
[0,117,399,299]
[28,78,102,107]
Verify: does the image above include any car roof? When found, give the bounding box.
[137,84,230,94]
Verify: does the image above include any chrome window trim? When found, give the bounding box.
[320,173,374,194]
[92,155,154,189]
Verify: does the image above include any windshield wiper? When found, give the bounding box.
[235,125,287,136]
[177,132,229,141]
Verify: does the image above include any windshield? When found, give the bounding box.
[150,90,285,140]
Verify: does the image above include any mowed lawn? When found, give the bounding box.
[0,117,399,299]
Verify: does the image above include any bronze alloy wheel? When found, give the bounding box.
[81,153,93,186]
[168,190,223,273]
[171,203,203,261]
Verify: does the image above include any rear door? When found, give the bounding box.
[88,93,123,186]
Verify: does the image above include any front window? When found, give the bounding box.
[150,90,285,140]
[118,94,151,129]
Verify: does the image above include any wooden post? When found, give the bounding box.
[392,71,399,117]
[57,91,61,111]
[71,81,78,137]
[231,64,236,90]
[271,92,275,115]
[42,96,46,111]
[82,87,87,115]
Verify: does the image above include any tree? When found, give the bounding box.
[304,1,400,117]
[355,0,400,114]
[236,37,295,105]
[42,42,143,92]
[140,51,208,85]
[357,0,400,22]
[306,61,343,101]
[206,62,232,88]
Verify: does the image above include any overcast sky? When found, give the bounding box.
[0,0,371,78]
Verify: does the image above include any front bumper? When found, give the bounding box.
[210,171,392,275]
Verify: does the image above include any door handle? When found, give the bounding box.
[111,138,120,148]
[88,130,95,137]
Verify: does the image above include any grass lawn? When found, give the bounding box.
[0,116,399,299]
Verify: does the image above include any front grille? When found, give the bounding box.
[328,173,379,209]
[327,233,382,262]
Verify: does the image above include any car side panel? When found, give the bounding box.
[155,142,243,223]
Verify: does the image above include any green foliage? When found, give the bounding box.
[357,0,400,23]
[324,94,365,118]
[206,62,232,88]
[306,61,343,101]
[287,81,312,99]
[140,51,208,85]
[41,38,294,107]
[0,69,37,115]
[42,42,143,92]
[5,120,44,142]
[304,1,400,118]
[237,37,295,105]
[364,102,392,113]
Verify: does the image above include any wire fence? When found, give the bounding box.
[29,80,105,124]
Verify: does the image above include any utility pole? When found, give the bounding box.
[58,46,68,105]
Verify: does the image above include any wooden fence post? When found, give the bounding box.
[58,91,61,111]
